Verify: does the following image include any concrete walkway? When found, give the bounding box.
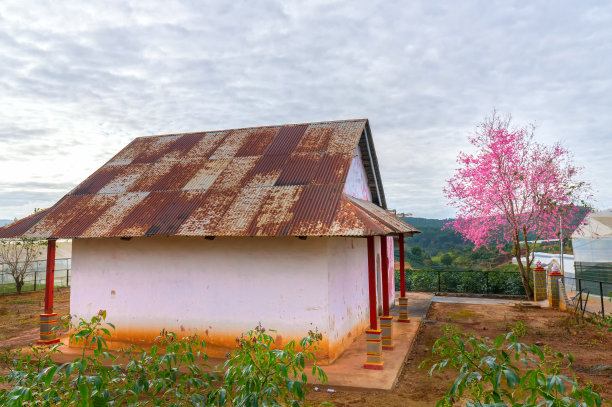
[312,316,421,390]
[310,292,434,390]
[432,296,526,306]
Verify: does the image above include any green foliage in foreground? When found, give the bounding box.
[0,311,329,406]
[421,323,604,407]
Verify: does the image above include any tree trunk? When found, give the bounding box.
[15,278,23,294]
[514,239,534,300]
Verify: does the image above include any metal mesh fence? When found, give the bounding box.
[395,269,611,316]
[396,269,526,296]
[562,275,612,316]
[0,258,71,295]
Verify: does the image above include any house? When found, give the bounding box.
[0,119,419,367]
[571,209,612,295]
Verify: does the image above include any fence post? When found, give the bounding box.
[485,271,489,294]
[34,268,37,292]
[66,263,70,287]
[600,281,605,317]
[437,270,441,293]
[578,279,583,311]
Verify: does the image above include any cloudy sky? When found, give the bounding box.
[0,1,611,220]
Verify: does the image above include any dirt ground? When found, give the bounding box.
[308,302,612,406]
[0,287,70,348]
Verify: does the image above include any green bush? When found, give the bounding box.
[0,312,329,406]
[396,269,526,295]
[421,323,604,406]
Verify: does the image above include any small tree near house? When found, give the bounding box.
[0,238,45,294]
[444,111,591,299]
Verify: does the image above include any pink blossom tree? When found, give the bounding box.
[444,112,591,299]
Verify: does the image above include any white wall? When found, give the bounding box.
[343,146,372,201]
[72,236,331,357]
[573,236,612,263]
[326,237,369,361]
[71,235,381,362]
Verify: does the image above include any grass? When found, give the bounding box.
[0,282,70,296]
[446,309,484,321]
[6,298,37,305]
[0,288,70,341]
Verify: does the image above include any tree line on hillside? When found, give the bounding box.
[400,215,576,271]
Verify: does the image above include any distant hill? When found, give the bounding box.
[401,217,449,228]
[401,217,473,256]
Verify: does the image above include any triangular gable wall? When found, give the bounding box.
[343,146,372,202]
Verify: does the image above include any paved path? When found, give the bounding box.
[431,296,523,306]
[397,291,435,318]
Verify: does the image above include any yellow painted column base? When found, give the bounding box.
[364,329,383,370]
[398,297,410,323]
[380,316,394,350]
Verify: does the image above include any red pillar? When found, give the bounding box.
[44,240,56,314]
[39,239,59,345]
[398,233,410,323]
[367,236,377,330]
[399,233,405,297]
[380,236,389,316]
[364,236,383,369]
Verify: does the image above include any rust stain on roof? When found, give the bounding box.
[183,131,229,161]
[131,135,182,164]
[182,159,232,191]
[275,153,321,186]
[0,209,50,239]
[82,193,149,238]
[236,128,279,157]
[0,119,418,239]
[210,157,260,189]
[177,189,238,235]
[295,124,335,153]
[248,186,303,236]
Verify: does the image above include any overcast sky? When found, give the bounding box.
[0,1,611,220]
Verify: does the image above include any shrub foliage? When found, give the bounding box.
[0,311,328,406]
[421,323,604,406]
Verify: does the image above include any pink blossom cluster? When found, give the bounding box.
[444,114,591,250]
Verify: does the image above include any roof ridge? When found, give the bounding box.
[137,119,369,139]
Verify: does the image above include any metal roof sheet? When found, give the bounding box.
[0,119,418,239]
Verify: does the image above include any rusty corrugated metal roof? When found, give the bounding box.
[0,119,417,239]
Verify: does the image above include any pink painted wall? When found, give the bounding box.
[343,147,372,201]
[70,235,372,363]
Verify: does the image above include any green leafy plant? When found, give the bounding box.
[0,313,328,406]
[420,322,604,406]
[211,323,329,407]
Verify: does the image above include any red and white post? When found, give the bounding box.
[364,236,383,370]
[397,233,410,323]
[379,236,394,350]
[38,239,60,345]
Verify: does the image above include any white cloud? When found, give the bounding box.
[0,0,611,218]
